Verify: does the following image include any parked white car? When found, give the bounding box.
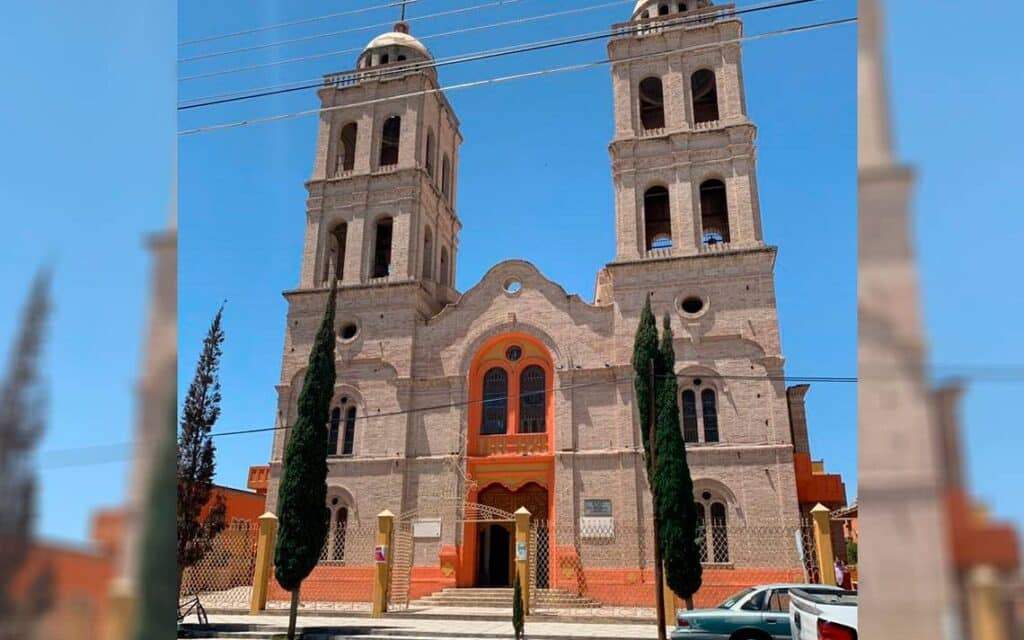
[788,587,857,639]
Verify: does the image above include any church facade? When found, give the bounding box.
[260,0,845,604]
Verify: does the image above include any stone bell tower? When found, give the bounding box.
[608,0,764,261]
[298,20,462,302]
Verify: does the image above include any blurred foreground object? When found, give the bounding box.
[858,1,1020,638]
[0,271,53,639]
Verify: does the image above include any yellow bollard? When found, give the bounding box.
[514,507,531,616]
[371,509,395,618]
[967,564,1007,640]
[810,503,836,586]
[662,570,678,619]
[249,512,279,614]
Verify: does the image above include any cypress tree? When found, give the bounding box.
[654,313,702,609]
[177,307,228,594]
[512,572,525,640]
[631,293,659,478]
[274,284,337,640]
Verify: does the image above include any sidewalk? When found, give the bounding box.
[184,612,661,639]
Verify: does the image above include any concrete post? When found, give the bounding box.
[810,503,836,586]
[967,564,1006,640]
[514,507,531,616]
[249,512,279,614]
[371,509,395,618]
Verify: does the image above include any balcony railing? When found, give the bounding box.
[476,432,548,457]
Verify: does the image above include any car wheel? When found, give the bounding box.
[730,632,770,640]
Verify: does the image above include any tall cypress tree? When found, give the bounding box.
[177,307,228,594]
[631,293,659,478]
[274,285,337,640]
[654,314,702,609]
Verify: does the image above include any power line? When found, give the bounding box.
[178,15,854,135]
[179,0,529,64]
[179,0,821,109]
[179,0,636,84]
[179,0,426,47]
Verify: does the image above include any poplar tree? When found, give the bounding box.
[177,307,228,593]
[274,285,337,640]
[654,314,703,609]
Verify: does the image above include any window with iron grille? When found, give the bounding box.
[481,367,508,435]
[519,365,546,433]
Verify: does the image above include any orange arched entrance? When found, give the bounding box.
[458,333,555,587]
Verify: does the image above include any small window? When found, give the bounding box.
[681,296,704,315]
[481,368,508,435]
[425,130,436,179]
[644,186,672,251]
[639,77,665,130]
[380,116,401,166]
[658,4,669,15]
[380,53,390,65]
[340,322,358,341]
[505,346,522,361]
[336,122,357,174]
[503,279,522,295]
[691,69,720,124]
[372,217,393,278]
[397,54,406,62]
[441,154,452,202]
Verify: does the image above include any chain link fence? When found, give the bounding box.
[179,521,258,601]
[267,520,378,604]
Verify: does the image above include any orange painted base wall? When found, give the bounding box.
[268,565,456,603]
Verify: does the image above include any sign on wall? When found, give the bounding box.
[374,545,388,563]
[581,499,614,539]
[412,518,442,539]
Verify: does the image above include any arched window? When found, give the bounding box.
[337,122,357,174]
[658,3,670,15]
[441,154,452,202]
[372,217,393,278]
[678,2,688,10]
[326,501,349,562]
[342,405,356,456]
[323,222,347,283]
[328,407,341,454]
[695,503,707,562]
[380,53,390,65]
[691,69,720,124]
[425,130,436,179]
[638,77,665,130]
[710,502,729,563]
[701,388,719,442]
[681,390,699,443]
[519,365,546,434]
[699,179,730,245]
[439,247,450,286]
[380,116,401,166]
[644,186,672,250]
[422,227,434,280]
[481,368,508,435]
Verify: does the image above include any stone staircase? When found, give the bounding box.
[411,587,602,609]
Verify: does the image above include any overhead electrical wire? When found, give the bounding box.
[179,0,529,63]
[178,0,822,109]
[179,0,426,47]
[179,0,637,83]
[178,15,855,135]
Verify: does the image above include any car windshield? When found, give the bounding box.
[717,587,756,609]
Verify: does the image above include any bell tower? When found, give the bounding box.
[298,20,461,303]
[608,1,764,261]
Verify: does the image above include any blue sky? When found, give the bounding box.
[0,0,174,541]
[179,0,858,500]
[887,1,1024,526]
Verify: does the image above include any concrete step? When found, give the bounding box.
[411,587,603,609]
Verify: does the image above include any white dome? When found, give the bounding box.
[363,30,431,58]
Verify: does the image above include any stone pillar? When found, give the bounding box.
[515,507,531,616]
[371,509,395,618]
[811,503,837,586]
[249,512,279,614]
[967,564,1007,640]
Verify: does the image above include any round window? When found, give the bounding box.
[701,491,712,501]
[340,322,359,341]
[506,346,523,362]
[680,296,705,315]
[693,378,702,387]
[503,279,523,295]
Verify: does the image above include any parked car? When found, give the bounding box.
[672,584,846,639]
[789,587,857,640]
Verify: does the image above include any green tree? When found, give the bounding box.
[631,293,659,478]
[512,571,525,640]
[176,307,228,594]
[654,314,703,609]
[274,285,337,640]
